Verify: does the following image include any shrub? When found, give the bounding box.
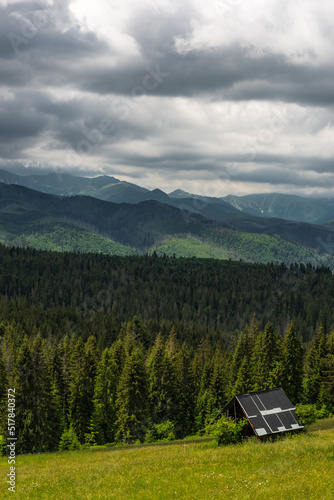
[206,417,248,446]
[295,403,333,426]
[0,435,5,456]
[145,420,176,443]
[58,427,80,451]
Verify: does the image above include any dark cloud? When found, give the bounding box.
[0,0,109,88]
[0,0,333,195]
[1,0,332,108]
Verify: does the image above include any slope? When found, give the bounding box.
[1,423,334,499]
[0,169,168,204]
[0,183,333,267]
[224,192,334,224]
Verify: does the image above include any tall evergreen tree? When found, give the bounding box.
[232,357,253,396]
[123,317,150,354]
[210,348,229,409]
[14,335,60,453]
[68,336,99,443]
[303,323,328,404]
[93,347,120,444]
[174,343,195,437]
[251,322,281,391]
[281,322,303,404]
[228,324,256,399]
[191,336,212,404]
[115,347,148,443]
[147,334,178,425]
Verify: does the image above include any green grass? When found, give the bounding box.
[306,417,334,432]
[202,228,329,267]
[155,237,229,259]
[2,422,334,499]
[0,221,136,256]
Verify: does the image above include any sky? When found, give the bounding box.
[0,0,334,197]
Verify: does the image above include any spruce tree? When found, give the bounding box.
[191,336,212,404]
[232,357,252,396]
[210,348,229,409]
[68,336,99,443]
[281,322,303,404]
[251,322,280,391]
[228,326,255,399]
[303,323,328,404]
[15,335,60,453]
[93,347,120,444]
[147,334,178,425]
[115,347,148,443]
[174,343,195,437]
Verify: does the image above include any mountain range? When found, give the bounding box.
[0,169,334,267]
[1,168,334,223]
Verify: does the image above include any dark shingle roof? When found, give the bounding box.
[224,388,304,437]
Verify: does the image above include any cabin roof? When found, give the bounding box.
[223,387,304,437]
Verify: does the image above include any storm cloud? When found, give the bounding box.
[0,0,334,196]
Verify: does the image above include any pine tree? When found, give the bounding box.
[228,325,256,399]
[174,344,195,437]
[147,334,178,425]
[232,357,252,396]
[303,323,328,404]
[322,353,334,407]
[281,322,303,404]
[191,336,212,404]
[165,326,179,360]
[123,317,150,354]
[193,342,216,427]
[210,348,229,409]
[109,338,126,373]
[248,313,261,341]
[68,336,99,443]
[50,337,69,429]
[251,322,281,391]
[115,347,148,443]
[92,347,120,444]
[14,335,60,453]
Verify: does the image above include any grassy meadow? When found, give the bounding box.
[1,419,334,499]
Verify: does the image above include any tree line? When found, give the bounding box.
[0,244,333,343]
[0,315,333,454]
[0,244,334,453]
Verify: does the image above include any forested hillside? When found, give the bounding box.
[0,246,334,453]
[224,193,334,224]
[1,184,334,267]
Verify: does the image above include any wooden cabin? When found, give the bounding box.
[222,388,304,439]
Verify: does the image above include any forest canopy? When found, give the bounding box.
[0,244,334,453]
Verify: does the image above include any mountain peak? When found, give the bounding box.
[168,189,192,198]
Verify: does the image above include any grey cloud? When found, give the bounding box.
[106,150,334,187]
[0,0,109,88]
[0,0,333,196]
[1,0,333,110]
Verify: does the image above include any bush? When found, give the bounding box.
[295,403,333,426]
[206,417,248,446]
[145,420,176,443]
[58,427,80,451]
[0,435,5,456]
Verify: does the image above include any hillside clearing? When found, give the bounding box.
[1,420,334,499]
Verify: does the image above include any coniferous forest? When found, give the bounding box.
[1,243,334,453]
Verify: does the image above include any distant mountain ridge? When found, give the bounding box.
[223,193,334,224]
[0,169,169,205]
[0,182,334,268]
[1,168,334,224]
